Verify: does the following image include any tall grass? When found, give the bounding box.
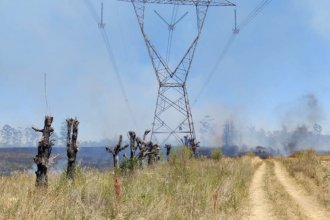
[282,149,330,209]
[0,153,255,219]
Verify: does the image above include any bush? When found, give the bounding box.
[211,148,223,160]
[246,151,256,157]
[169,146,193,165]
[120,158,139,174]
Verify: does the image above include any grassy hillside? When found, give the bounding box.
[0,150,255,220]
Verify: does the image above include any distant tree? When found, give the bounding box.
[24,127,39,146]
[12,127,23,146]
[1,124,14,146]
[58,120,67,146]
[52,132,59,146]
[211,148,223,160]
[199,115,216,145]
[223,120,236,147]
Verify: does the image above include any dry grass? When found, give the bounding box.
[281,150,330,210]
[319,154,330,162]
[0,154,255,219]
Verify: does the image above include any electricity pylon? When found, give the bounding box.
[119,0,235,144]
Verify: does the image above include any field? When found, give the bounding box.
[0,150,329,219]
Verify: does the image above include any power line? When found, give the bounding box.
[193,0,273,105]
[99,28,138,127]
[84,0,99,24]
[84,0,138,127]
[238,0,273,31]
[192,34,236,105]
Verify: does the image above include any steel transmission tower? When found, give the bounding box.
[119,0,235,144]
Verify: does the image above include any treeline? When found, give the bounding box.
[221,120,330,155]
[0,124,60,147]
[0,124,116,147]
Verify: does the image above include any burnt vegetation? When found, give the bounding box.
[32,116,54,187]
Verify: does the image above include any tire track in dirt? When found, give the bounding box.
[248,162,274,220]
[274,161,329,220]
[265,161,307,220]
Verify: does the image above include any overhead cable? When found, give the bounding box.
[84,0,138,127]
[193,0,273,105]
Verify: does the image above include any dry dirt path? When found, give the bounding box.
[248,162,275,220]
[273,161,329,220]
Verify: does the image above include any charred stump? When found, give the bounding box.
[128,129,150,160]
[134,130,162,165]
[137,140,159,165]
[32,116,54,187]
[128,131,136,159]
[127,129,161,166]
[145,142,160,165]
[136,137,148,161]
[136,130,150,159]
[190,138,200,156]
[183,135,200,156]
[106,135,129,169]
[165,144,172,161]
[66,118,79,180]
[146,142,154,165]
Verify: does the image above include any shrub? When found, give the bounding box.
[169,146,193,165]
[120,158,139,174]
[211,148,223,160]
[246,151,256,157]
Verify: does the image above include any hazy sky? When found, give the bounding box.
[1,0,330,144]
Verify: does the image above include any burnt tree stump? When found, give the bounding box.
[128,131,137,159]
[106,135,129,169]
[145,142,160,165]
[136,130,150,159]
[133,130,161,165]
[66,118,79,179]
[143,130,151,142]
[190,138,200,156]
[127,129,161,166]
[165,144,172,161]
[32,116,54,187]
[128,129,151,160]
[183,135,200,156]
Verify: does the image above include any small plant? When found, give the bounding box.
[120,158,139,174]
[246,151,256,157]
[211,148,223,160]
[169,146,193,165]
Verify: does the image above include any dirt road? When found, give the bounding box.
[248,162,274,220]
[247,160,329,220]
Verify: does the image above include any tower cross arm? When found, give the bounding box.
[118,0,235,6]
